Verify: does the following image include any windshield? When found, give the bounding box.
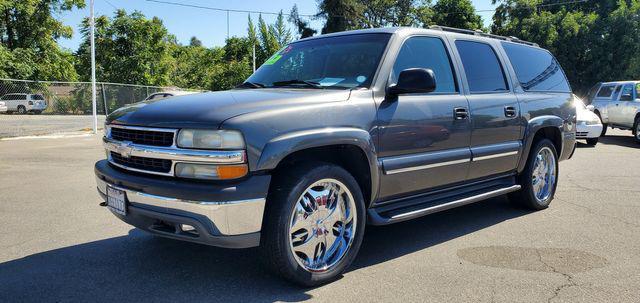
[245,33,391,89]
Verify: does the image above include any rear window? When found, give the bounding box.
[596,85,614,98]
[31,94,44,100]
[501,42,571,92]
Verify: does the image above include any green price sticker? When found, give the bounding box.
[264,54,282,65]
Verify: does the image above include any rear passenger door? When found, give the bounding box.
[452,39,522,180]
[617,84,636,126]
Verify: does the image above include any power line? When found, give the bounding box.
[144,0,316,17]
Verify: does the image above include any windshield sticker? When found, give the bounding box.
[264,54,282,65]
[319,78,344,86]
[356,76,366,83]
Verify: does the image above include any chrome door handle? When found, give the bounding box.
[453,107,469,120]
[504,106,517,118]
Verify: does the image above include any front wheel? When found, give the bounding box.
[586,137,598,146]
[509,139,559,210]
[262,163,366,286]
[17,105,26,114]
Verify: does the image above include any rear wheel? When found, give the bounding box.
[262,162,365,286]
[586,137,598,146]
[17,105,26,114]
[509,139,558,210]
[633,117,640,144]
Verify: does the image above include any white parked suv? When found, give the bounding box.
[588,81,640,143]
[0,93,48,114]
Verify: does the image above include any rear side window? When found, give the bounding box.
[31,94,44,100]
[620,84,634,101]
[455,40,508,93]
[391,36,458,93]
[596,85,614,98]
[501,42,571,92]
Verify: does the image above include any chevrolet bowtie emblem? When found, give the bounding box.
[116,141,134,158]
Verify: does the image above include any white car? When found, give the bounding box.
[0,101,7,113]
[575,95,603,146]
[0,93,48,114]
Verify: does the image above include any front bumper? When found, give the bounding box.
[576,123,603,139]
[95,160,271,248]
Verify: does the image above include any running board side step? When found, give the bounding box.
[368,184,521,225]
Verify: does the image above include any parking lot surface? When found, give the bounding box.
[1,130,639,302]
[0,115,106,138]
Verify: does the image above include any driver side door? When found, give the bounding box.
[376,35,471,201]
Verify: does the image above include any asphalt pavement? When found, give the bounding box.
[0,130,639,302]
[0,114,106,138]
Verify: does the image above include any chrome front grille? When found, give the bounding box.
[104,125,246,177]
[110,125,175,147]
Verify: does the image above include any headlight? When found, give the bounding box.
[177,129,245,149]
[175,163,248,180]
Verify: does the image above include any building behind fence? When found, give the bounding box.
[0,79,202,115]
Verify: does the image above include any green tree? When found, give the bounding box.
[289,4,317,38]
[76,9,175,86]
[189,36,203,47]
[491,0,640,95]
[0,0,84,80]
[431,0,483,29]
[317,0,437,33]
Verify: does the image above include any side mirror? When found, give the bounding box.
[586,104,595,112]
[387,68,436,96]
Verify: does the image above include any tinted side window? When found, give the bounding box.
[501,42,570,92]
[597,85,614,98]
[16,95,26,100]
[455,40,508,93]
[391,36,457,93]
[32,94,44,100]
[620,84,634,101]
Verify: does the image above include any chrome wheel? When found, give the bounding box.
[531,147,557,203]
[288,178,357,272]
[635,122,640,140]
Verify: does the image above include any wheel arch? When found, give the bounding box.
[517,116,564,173]
[257,127,380,206]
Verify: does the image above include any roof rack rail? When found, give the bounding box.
[429,25,539,47]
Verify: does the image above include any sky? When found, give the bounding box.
[57,0,497,51]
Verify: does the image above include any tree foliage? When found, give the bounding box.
[0,0,84,80]
[316,0,483,32]
[491,0,640,95]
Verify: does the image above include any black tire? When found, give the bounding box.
[595,112,607,136]
[17,105,26,114]
[633,117,640,144]
[262,162,366,286]
[586,137,598,146]
[509,139,559,210]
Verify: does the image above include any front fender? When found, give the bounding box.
[517,115,565,173]
[256,127,380,202]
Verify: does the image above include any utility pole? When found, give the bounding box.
[226,10,230,39]
[252,42,256,72]
[90,0,97,134]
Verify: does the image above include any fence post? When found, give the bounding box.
[101,83,108,115]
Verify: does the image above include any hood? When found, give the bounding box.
[576,105,599,122]
[107,89,351,128]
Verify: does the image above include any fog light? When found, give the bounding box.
[175,163,248,180]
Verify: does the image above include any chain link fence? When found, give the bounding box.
[0,79,202,138]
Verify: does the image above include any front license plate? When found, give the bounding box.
[107,187,127,216]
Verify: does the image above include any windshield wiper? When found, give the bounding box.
[236,81,265,89]
[271,79,323,89]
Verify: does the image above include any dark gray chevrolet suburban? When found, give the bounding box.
[95,26,576,286]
